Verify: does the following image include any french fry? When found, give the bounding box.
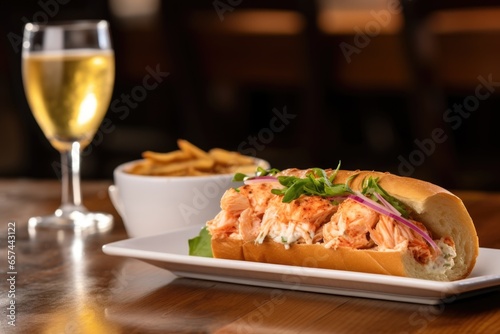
[149,158,214,175]
[126,159,153,175]
[177,139,210,159]
[186,167,212,176]
[142,150,191,163]
[208,148,254,165]
[126,139,261,176]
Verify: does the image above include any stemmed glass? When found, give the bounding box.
[22,20,115,232]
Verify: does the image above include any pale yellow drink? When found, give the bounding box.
[22,49,114,151]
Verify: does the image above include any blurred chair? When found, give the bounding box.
[159,1,337,167]
[400,0,500,187]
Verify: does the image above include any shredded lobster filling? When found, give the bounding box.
[207,182,457,271]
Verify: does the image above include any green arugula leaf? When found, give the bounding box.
[188,226,213,257]
[232,167,280,182]
[361,176,409,217]
[256,167,280,176]
[271,164,354,203]
[232,173,247,182]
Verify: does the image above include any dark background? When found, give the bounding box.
[1,0,500,190]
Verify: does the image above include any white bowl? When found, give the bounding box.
[109,159,269,238]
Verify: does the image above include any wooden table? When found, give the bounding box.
[1,179,499,333]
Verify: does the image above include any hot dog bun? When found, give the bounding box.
[209,169,479,281]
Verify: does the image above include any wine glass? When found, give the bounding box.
[22,20,115,232]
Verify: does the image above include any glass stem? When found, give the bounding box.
[59,142,85,215]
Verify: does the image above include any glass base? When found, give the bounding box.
[28,209,113,234]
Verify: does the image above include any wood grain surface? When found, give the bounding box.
[0,179,498,333]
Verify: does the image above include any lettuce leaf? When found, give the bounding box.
[188,226,213,257]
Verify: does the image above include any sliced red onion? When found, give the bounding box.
[244,176,279,185]
[374,192,401,216]
[348,193,441,254]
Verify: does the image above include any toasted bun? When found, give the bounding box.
[211,170,479,281]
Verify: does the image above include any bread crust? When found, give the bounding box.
[212,238,409,277]
[210,169,479,281]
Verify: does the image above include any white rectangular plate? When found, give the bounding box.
[102,226,500,305]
